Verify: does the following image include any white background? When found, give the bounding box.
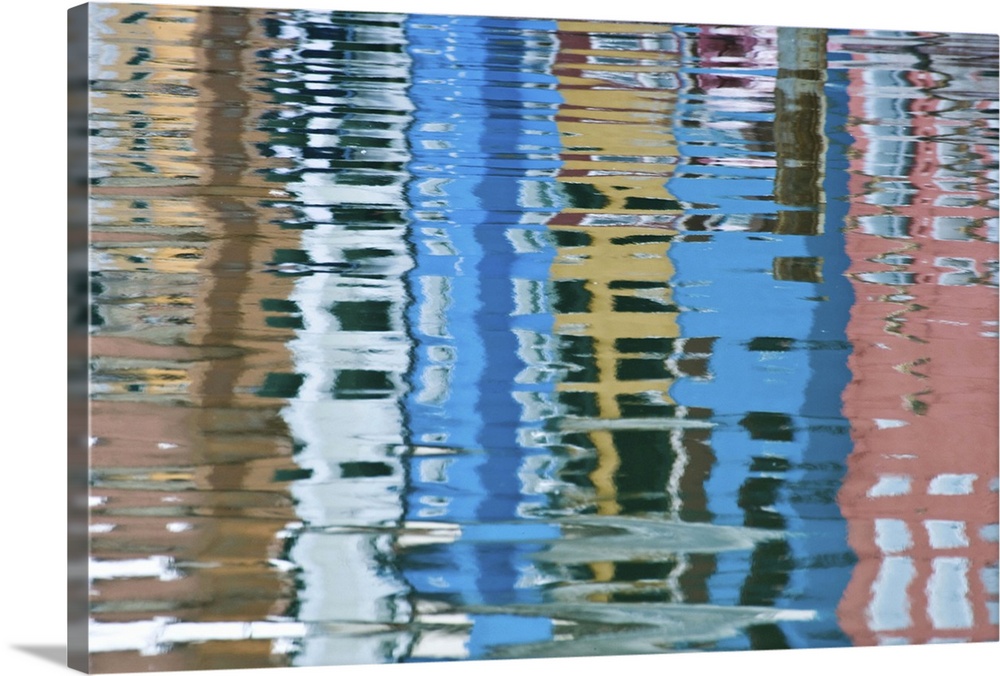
[1,0,997,675]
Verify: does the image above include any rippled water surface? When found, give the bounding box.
[85,3,998,670]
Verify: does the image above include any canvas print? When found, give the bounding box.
[70,1,999,672]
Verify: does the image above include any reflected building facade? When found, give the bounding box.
[88,3,305,670]
[833,29,1000,646]
[666,24,856,649]
[541,21,717,608]
[262,8,418,665]
[400,14,563,659]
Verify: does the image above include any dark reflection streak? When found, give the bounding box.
[193,9,258,413]
[774,27,826,236]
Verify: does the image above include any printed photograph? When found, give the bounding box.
[76,1,998,671]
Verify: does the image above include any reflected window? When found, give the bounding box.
[859,215,911,238]
[333,369,395,399]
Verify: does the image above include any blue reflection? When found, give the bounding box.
[403,15,563,657]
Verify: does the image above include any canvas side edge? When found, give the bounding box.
[68,3,91,673]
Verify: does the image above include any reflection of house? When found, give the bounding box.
[666,25,856,649]
[548,225,689,517]
[547,21,682,227]
[400,14,564,659]
[88,4,304,670]
[264,10,418,666]
[543,21,717,601]
[833,29,999,646]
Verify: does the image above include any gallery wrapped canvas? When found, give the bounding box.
[68,1,999,672]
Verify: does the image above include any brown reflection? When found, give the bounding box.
[88,4,302,671]
[774,27,826,235]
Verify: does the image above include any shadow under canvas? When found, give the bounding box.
[13,645,66,667]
